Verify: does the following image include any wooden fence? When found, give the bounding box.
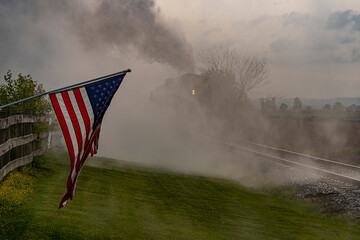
[0,111,49,181]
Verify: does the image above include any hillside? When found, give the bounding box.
[1,150,360,239]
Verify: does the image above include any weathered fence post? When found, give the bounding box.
[0,111,49,181]
[0,110,9,170]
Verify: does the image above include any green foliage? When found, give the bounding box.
[1,150,360,239]
[333,101,345,111]
[292,97,302,110]
[323,104,331,110]
[280,103,288,111]
[33,122,50,134]
[0,70,50,114]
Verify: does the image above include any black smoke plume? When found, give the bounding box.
[0,0,195,72]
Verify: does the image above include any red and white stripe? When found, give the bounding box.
[50,87,96,208]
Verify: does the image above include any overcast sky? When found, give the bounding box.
[2,0,360,161]
[1,0,360,99]
[156,0,360,99]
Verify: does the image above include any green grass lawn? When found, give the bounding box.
[1,150,360,240]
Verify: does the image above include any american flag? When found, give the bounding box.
[49,73,127,208]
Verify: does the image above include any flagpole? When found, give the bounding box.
[0,69,131,110]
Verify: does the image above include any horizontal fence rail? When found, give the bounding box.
[0,115,48,129]
[0,111,49,181]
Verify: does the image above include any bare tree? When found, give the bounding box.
[198,46,268,102]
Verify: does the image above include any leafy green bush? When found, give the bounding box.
[0,70,50,114]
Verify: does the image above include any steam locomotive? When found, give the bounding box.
[150,73,209,111]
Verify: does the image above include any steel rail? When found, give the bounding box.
[217,136,360,173]
[214,138,360,187]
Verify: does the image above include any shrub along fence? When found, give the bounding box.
[0,110,49,181]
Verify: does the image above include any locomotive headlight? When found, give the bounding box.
[192,90,195,95]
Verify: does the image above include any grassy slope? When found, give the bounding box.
[1,150,360,240]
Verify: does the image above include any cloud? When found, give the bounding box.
[282,12,314,28]
[270,38,292,53]
[327,10,360,31]
[336,47,360,63]
[250,16,271,26]
[328,10,355,29]
[249,12,316,29]
[248,9,360,64]
[338,35,356,44]
[201,28,223,38]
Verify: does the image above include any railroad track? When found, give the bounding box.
[214,136,360,188]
